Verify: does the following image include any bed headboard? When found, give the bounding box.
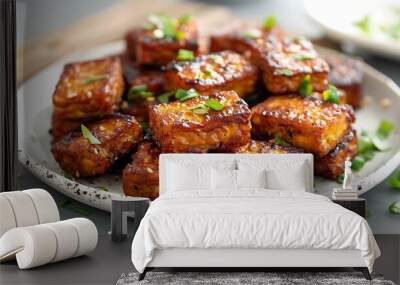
[159,154,314,195]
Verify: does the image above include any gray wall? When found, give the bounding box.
[17,0,122,46]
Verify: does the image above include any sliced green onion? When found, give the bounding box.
[148,14,176,39]
[371,135,391,151]
[153,29,164,39]
[275,68,293,76]
[129,84,146,93]
[147,14,188,40]
[81,124,101,145]
[353,122,395,172]
[157,91,174,103]
[360,150,375,161]
[388,170,400,190]
[293,53,315,61]
[358,131,374,153]
[209,54,223,63]
[139,121,149,130]
[96,186,109,192]
[243,29,262,39]
[263,15,277,29]
[205,98,224,111]
[63,172,75,181]
[175,88,199,101]
[354,15,371,35]
[322,85,340,104]
[351,155,366,171]
[190,104,209,115]
[388,201,400,215]
[128,85,154,101]
[336,173,345,184]
[178,14,192,24]
[203,66,214,77]
[299,75,313,97]
[274,134,290,147]
[176,49,194,61]
[376,120,394,139]
[81,75,107,85]
[175,30,186,40]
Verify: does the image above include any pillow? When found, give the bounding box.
[212,168,237,191]
[237,158,311,192]
[266,163,307,192]
[167,163,212,192]
[236,169,267,189]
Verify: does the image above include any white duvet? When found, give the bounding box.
[131,190,380,273]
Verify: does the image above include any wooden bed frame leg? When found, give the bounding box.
[354,267,372,280]
[138,268,148,281]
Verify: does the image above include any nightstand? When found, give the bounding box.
[111,197,150,242]
[333,198,366,218]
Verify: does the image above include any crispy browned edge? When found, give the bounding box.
[123,141,160,200]
[149,91,251,153]
[314,130,358,179]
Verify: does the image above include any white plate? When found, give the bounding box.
[305,0,400,60]
[18,41,400,212]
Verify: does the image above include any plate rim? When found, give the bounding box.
[305,0,400,59]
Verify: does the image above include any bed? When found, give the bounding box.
[131,154,380,280]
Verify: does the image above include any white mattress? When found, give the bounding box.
[131,190,380,273]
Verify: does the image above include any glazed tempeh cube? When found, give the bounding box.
[51,113,82,143]
[311,90,347,105]
[123,61,166,95]
[150,90,251,153]
[258,37,329,94]
[209,23,283,65]
[132,15,199,65]
[120,61,167,123]
[53,57,124,120]
[125,28,140,61]
[236,139,302,154]
[315,130,358,180]
[324,54,363,109]
[123,141,160,200]
[166,51,258,98]
[51,114,142,178]
[251,95,355,157]
[119,100,155,124]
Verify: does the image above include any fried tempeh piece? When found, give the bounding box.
[123,141,160,200]
[128,15,200,65]
[123,61,166,95]
[119,100,155,124]
[236,139,302,154]
[150,90,251,153]
[119,60,167,123]
[51,114,142,178]
[324,53,363,109]
[165,51,258,97]
[125,28,140,61]
[311,90,347,105]
[315,130,358,179]
[258,37,329,94]
[211,24,329,94]
[251,95,355,157]
[53,57,124,120]
[50,113,82,143]
[209,23,284,64]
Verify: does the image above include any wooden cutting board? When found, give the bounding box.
[17,0,233,85]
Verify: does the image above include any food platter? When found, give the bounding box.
[18,40,400,212]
